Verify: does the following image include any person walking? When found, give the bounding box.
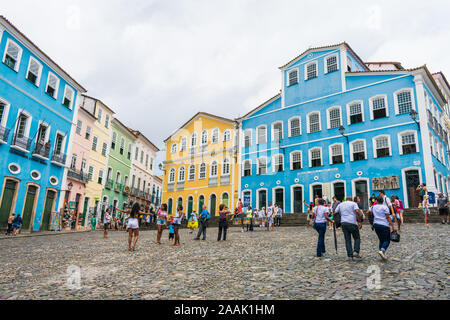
[311,199,333,258]
[155,204,168,244]
[5,212,15,236]
[391,195,402,232]
[379,190,396,223]
[275,204,283,227]
[116,203,144,251]
[217,204,231,241]
[335,196,362,261]
[194,205,209,241]
[396,196,405,226]
[245,205,253,232]
[437,193,449,224]
[173,205,184,246]
[369,196,396,261]
[103,209,112,238]
[353,196,365,222]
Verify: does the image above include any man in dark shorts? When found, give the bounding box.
[416,183,427,207]
[437,193,449,224]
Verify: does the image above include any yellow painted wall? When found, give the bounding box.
[162,114,239,216]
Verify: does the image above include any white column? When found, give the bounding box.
[340,47,347,92]
[414,74,436,192]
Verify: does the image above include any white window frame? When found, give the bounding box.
[178,166,186,182]
[180,136,187,151]
[393,88,416,115]
[97,107,103,124]
[272,154,284,173]
[290,151,302,170]
[326,106,342,129]
[324,53,339,74]
[329,143,345,164]
[223,129,231,142]
[168,168,176,183]
[309,147,322,167]
[257,156,267,175]
[45,72,60,99]
[62,85,75,110]
[287,68,299,86]
[199,163,207,180]
[307,111,321,133]
[222,157,231,176]
[201,129,208,145]
[14,109,32,139]
[188,164,195,181]
[288,116,301,137]
[0,97,11,128]
[210,160,218,177]
[92,135,98,152]
[346,100,365,125]
[350,139,367,161]
[54,130,67,155]
[191,132,197,146]
[244,129,252,147]
[304,61,318,80]
[170,143,177,154]
[372,134,392,158]
[256,125,267,144]
[26,56,43,87]
[369,94,389,120]
[211,128,219,144]
[2,38,23,72]
[242,159,252,177]
[271,121,283,141]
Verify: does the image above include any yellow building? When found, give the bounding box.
[79,95,115,224]
[162,112,239,216]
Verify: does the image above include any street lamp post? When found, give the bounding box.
[339,125,349,144]
[410,110,421,131]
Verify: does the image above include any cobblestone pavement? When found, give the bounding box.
[0,223,448,300]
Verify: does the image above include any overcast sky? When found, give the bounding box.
[3,0,450,175]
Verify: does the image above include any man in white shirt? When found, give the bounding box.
[335,196,362,260]
[275,204,283,226]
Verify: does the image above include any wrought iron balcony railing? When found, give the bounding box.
[105,179,114,189]
[0,125,10,143]
[32,142,51,159]
[51,152,67,166]
[67,169,89,183]
[12,134,32,152]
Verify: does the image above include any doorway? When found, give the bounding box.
[405,170,420,208]
[198,195,204,213]
[312,184,323,200]
[0,179,18,228]
[41,190,56,231]
[22,185,38,231]
[274,188,284,210]
[82,197,89,226]
[187,196,193,219]
[293,186,303,213]
[210,194,217,216]
[333,182,345,201]
[258,190,267,210]
[355,180,369,210]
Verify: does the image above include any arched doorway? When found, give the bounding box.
[41,189,56,231]
[257,190,267,210]
[187,196,194,219]
[168,198,173,215]
[198,195,205,213]
[333,182,345,201]
[210,194,217,216]
[0,179,19,228]
[22,184,39,231]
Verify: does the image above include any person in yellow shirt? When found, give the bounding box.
[246,206,254,232]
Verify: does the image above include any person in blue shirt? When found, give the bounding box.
[168,221,175,244]
[194,205,209,241]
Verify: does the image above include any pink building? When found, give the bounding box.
[65,107,97,229]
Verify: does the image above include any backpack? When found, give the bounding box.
[206,212,211,220]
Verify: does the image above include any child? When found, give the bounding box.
[422,194,430,226]
[168,221,175,243]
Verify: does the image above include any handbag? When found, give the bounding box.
[390,231,400,242]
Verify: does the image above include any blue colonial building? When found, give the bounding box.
[0,16,86,231]
[238,42,450,212]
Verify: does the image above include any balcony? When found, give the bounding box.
[11,134,32,153]
[167,183,175,192]
[130,187,140,196]
[105,179,114,190]
[51,152,67,166]
[32,142,50,160]
[114,182,123,193]
[67,169,89,183]
[0,125,10,144]
[177,182,185,191]
[220,175,230,186]
[209,176,218,187]
[189,147,196,156]
[122,185,130,195]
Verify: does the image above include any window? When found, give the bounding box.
[16,113,29,138]
[289,117,301,137]
[305,61,318,80]
[210,161,218,177]
[199,163,206,179]
[70,154,77,170]
[46,72,59,98]
[63,86,74,109]
[88,165,94,181]
[76,120,82,135]
[347,101,363,125]
[310,148,322,167]
[135,147,139,160]
[120,138,125,155]
[98,169,103,184]
[287,69,298,86]
[371,96,388,120]
[150,158,153,170]
[188,165,196,181]
[101,142,108,156]
[330,144,343,164]
[171,143,177,153]
[140,151,144,163]
[244,130,252,147]
[291,151,302,170]
[395,90,413,115]
[223,129,231,142]
[211,128,219,144]
[374,136,390,158]
[105,114,110,128]
[273,154,284,172]
[308,112,321,133]
[347,57,352,72]
[328,107,341,129]
[191,133,197,146]
[127,144,132,160]
[169,168,176,183]
[97,108,103,124]
[85,126,91,140]
[222,158,230,175]
[179,167,185,182]
[201,130,208,145]
[325,55,338,73]
[145,154,149,168]
[54,133,64,155]
[92,136,98,151]
[180,137,187,151]
[272,122,283,141]
[243,160,251,177]
[257,126,267,144]
[111,132,117,149]
[351,140,366,161]
[258,157,267,174]
[3,39,22,71]
[26,57,42,86]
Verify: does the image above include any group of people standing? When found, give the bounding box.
[232,200,283,233]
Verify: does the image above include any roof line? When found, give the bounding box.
[81,94,116,115]
[237,93,281,121]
